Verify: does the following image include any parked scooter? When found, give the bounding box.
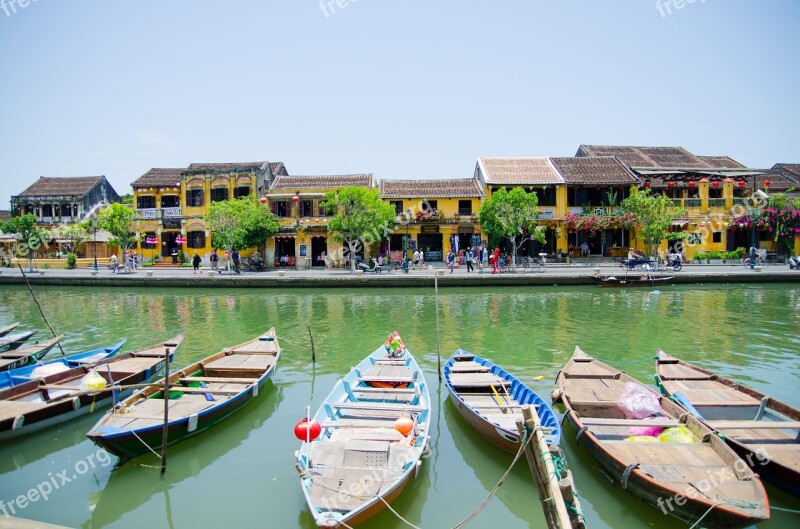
[357,257,382,273]
[789,256,800,270]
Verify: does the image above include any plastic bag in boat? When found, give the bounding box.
[80,369,107,392]
[625,435,659,442]
[618,382,662,419]
[31,363,70,379]
[658,425,696,443]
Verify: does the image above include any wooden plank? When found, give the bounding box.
[708,420,800,430]
[172,387,244,395]
[332,402,423,412]
[322,418,396,428]
[356,376,414,384]
[178,377,256,384]
[351,386,416,394]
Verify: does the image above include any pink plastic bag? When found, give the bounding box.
[618,382,662,419]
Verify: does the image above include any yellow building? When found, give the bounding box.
[379,177,485,262]
[264,173,375,268]
[131,162,287,262]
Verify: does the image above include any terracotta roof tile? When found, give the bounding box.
[269,162,288,176]
[699,156,746,169]
[549,157,638,185]
[578,145,711,169]
[0,211,10,222]
[773,163,800,179]
[478,158,562,185]
[131,168,183,188]
[186,161,268,172]
[270,174,374,190]
[380,178,484,198]
[16,176,106,197]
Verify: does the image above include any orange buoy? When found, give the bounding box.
[394,416,414,436]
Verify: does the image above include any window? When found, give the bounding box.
[712,232,722,243]
[458,200,472,216]
[137,196,156,209]
[422,200,438,214]
[187,189,204,207]
[161,195,180,208]
[234,185,250,199]
[390,201,404,215]
[187,231,206,249]
[211,188,229,203]
[273,201,289,217]
[300,200,314,217]
[142,232,158,249]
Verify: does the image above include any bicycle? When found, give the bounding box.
[742,255,768,267]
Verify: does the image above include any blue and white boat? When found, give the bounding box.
[0,339,126,390]
[295,332,431,529]
[444,349,561,453]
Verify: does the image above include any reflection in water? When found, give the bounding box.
[0,284,798,529]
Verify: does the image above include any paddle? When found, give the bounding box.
[490,384,510,414]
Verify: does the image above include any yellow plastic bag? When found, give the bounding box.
[658,425,696,443]
[625,435,659,442]
[80,369,107,392]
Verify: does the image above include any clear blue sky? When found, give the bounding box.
[1,0,798,209]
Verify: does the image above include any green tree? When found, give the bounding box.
[322,187,397,274]
[478,187,545,268]
[5,214,51,272]
[50,222,91,256]
[97,203,140,271]
[759,192,800,255]
[619,189,687,257]
[205,196,280,270]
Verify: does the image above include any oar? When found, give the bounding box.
[490,384,509,413]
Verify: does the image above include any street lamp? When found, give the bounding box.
[91,217,98,271]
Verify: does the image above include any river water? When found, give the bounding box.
[0,284,798,529]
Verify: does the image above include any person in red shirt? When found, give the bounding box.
[491,247,501,274]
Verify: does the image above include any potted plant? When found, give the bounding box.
[707,251,724,265]
[694,251,709,264]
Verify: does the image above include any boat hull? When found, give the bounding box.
[591,275,673,287]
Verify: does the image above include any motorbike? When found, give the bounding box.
[789,256,800,270]
[667,254,683,272]
[244,255,266,272]
[357,257,382,273]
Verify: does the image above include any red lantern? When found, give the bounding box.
[712,181,720,188]
[667,181,675,188]
[292,194,300,202]
[260,196,267,204]
[688,181,696,188]
[294,418,321,442]
[643,181,651,188]
[763,179,771,187]
[738,181,746,188]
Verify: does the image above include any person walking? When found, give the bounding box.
[231,248,241,274]
[210,249,220,274]
[419,249,425,268]
[192,252,202,274]
[465,247,474,272]
[447,249,455,273]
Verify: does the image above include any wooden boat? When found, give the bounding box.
[87,328,280,461]
[656,350,800,497]
[295,332,431,528]
[0,339,126,390]
[0,330,38,352]
[591,274,674,287]
[0,334,183,442]
[0,335,63,372]
[557,346,769,528]
[443,350,560,454]
[0,322,20,337]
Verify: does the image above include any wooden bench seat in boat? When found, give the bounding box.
[177,376,257,384]
[580,418,682,428]
[332,402,424,413]
[356,376,415,385]
[657,363,714,380]
[353,391,415,403]
[329,427,406,443]
[322,418,396,429]
[352,386,416,394]
[707,420,800,430]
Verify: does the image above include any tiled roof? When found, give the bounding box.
[698,156,746,169]
[478,158,562,185]
[749,169,797,192]
[186,161,268,172]
[269,162,288,176]
[577,145,711,169]
[270,174,374,190]
[773,163,800,179]
[0,211,10,222]
[131,168,183,188]
[549,157,638,185]
[15,176,106,197]
[380,178,484,198]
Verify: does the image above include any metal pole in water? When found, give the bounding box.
[161,347,171,475]
[307,324,316,363]
[434,275,441,382]
[17,264,66,356]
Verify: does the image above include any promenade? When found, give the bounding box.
[2,261,799,288]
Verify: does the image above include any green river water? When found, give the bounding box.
[0,284,799,529]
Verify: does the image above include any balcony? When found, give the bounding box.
[537,207,555,219]
[163,207,182,218]
[137,208,159,219]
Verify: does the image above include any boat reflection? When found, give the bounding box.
[85,383,283,528]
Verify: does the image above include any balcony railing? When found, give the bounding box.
[163,207,182,218]
[708,199,726,209]
[136,207,183,219]
[137,208,159,219]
